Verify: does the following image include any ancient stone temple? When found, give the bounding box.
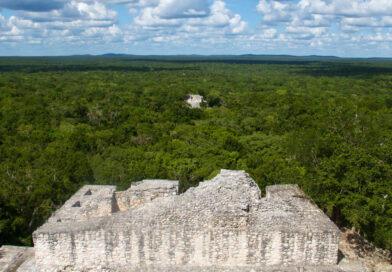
[1,170,342,272]
[185,94,205,108]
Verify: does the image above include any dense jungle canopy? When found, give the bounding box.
[0,56,391,251]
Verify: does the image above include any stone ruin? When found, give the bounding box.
[1,170,343,272]
[185,94,205,108]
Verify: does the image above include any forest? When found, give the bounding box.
[0,55,391,252]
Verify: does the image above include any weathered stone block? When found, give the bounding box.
[115,179,179,211]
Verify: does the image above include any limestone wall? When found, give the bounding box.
[33,227,339,271]
[46,180,179,223]
[48,185,117,223]
[265,184,305,199]
[115,179,179,211]
[0,246,34,272]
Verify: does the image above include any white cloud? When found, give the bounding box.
[303,0,392,17]
[261,28,277,39]
[113,0,160,8]
[254,0,392,56]
[134,7,182,26]
[257,0,298,24]
[131,0,210,28]
[0,0,391,56]
[205,0,234,27]
[151,0,209,19]
[258,0,392,28]
[0,0,122,50]
[0,0,249,54]
[20,1,117,25]
[0,15,24,43]
[0,0,67,12]
[132,0,248,39]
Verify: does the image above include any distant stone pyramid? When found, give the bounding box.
[186,94,205,108]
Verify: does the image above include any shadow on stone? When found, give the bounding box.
[72,201,81,207]
[84,189,92,196]
[337,250,345,263]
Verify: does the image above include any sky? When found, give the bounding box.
[0,0,391,57]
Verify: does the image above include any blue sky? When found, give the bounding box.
[0,0,391,57]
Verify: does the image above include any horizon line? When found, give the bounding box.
[0,53,391,60]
